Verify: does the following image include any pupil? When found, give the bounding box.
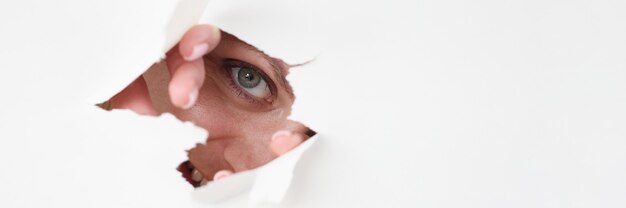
[237,67,261,88]
[244,73,254,81]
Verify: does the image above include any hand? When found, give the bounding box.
[106,25,221,114]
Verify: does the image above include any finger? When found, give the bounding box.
[168,60,205,109]
[164,25,220,109]
[179,25,221,61]
[108,76,157,116]
[165,44,185,73]
[270,130,304,156]
[213,170,234,181]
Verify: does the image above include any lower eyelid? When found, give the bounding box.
[225,77,259,104]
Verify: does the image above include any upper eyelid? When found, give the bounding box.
[236,44,293,98]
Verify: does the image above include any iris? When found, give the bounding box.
[237,67,261,88]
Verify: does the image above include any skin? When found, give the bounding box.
[105,25,308,184]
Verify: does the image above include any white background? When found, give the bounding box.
[1,0,625,207]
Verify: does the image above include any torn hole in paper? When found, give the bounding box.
[95,30,317,199]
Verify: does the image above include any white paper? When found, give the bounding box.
[190,136,317,205]
[283,0,626,207]
[2,0,625,207]
[0,0,211,207]
[200,0,326,65]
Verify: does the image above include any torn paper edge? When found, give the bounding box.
[200,0,326,65]
[85,0,210,105]
[191,135,318,204]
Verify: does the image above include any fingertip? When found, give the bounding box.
[168,61,205,109]
[179,25,221,61]
[182,87,199,109]
[183,43,208,61]
[169,81,200,110]
[270,131,304,156]
[271,130,293,141]
[213,170,233,181]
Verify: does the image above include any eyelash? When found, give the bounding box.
[221,59,276,106]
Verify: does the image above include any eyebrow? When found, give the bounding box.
[242,44,294,98]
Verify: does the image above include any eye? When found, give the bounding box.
[230,66,271,98]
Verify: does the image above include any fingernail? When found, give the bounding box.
[270,132,303,156]
[182,87,199,109]
[271,130,292,141]
[185,43,209,61]
[213,170,233,181]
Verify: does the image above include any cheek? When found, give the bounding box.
[177,82,283,171]
[174,80,285,139]
[174,82,240,139]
